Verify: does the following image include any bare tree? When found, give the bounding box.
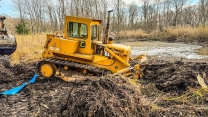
[10,0,205,34]
[128,3,138,29]
[198,0,208,27]
[170,0,189,26]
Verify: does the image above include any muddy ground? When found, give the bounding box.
[0,55,208,117]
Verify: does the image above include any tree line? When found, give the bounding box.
[12,0,208,34]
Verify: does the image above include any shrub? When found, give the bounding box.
[15,20,29,34]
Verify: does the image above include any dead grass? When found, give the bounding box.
[116,29,148,39]
[163,88,208,105]
[10,34,46,64]
[116,25,208,42]
[156,25,208,42]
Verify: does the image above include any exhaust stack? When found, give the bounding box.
[102,10,113,44]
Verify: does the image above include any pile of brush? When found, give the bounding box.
[143,60,208,92]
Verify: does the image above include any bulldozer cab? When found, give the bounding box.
[64,16,101,55]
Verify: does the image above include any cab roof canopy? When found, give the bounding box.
[65,16,102,23]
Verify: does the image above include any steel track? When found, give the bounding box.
[37,58,111,76]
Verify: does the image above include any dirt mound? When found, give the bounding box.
[0,56,36,89]
[141,59,208,116]
[144,60,208,93]
[0,59,144,117]
[60,76,141,117]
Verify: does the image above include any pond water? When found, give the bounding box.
[124,41,208,59]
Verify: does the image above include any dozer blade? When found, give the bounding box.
[133,54,147,64]
[0,35,17,55]
[113,54,148,79]
[0,46,16,55]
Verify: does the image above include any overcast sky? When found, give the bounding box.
[0,0,200,16]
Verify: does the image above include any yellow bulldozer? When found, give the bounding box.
[38,11,147,82]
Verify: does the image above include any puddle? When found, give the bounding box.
[124,41,208,59]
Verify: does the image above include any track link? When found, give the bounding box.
[38,58,111,77]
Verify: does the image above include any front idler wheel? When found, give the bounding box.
[39,62,56,78]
